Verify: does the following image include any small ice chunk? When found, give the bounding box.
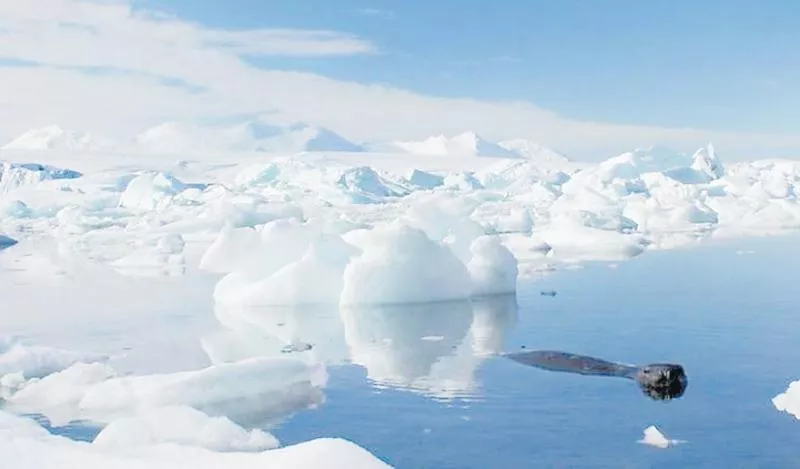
[157,233,185,254]
[93,405,280,452]
[420,336,444,342]
[408,169,444,189]
[118,172,187,211]
[638,425,684,448]
[1,199,31,218]
[772,380,800,419]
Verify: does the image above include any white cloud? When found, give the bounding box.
[0,0,799,160]
[358,8,395,19]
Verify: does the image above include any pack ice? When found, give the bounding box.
[5,122,800,466]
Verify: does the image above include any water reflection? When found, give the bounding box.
[341,295,518,400]
[203,295,519,402]
[203,304,349,365]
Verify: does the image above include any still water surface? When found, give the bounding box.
[10,234,800,468]
[274,235,800,468]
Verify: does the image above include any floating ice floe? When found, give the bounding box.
[92,405,280,452]
[772,380,800,420]
[0,410,392,468]
[637,425,685,449]
[0,336,107,381]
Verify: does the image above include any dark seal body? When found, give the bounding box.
[504,350,687,400]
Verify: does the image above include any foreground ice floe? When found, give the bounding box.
[772,380,800,420]
[0,410,391,468]
[0,336,390,467]
[92,405,280,452]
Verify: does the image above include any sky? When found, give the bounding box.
[1,0,799,160]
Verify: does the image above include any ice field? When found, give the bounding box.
[1,124,800,467]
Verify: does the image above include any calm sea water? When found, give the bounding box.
[9,234,800,468]
[273,235,800,468]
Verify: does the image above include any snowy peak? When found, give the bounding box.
[2,125,119,151]
[383,132,521,158]
[498,139,571,166]
[135,120,364,154]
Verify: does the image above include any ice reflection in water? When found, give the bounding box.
[203,295,518,403]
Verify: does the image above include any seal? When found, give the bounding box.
[504,350,687,400]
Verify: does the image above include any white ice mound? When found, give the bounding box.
[637,425,685,449]
[596,145,691,181]
[0,337,106,380]
[78,356,327,426]
[5,362,116,426]
[388,131,520,158]
[772,380,800,420]
[0,411,392,469]
[0,161,82,193]
[340,222,473,305]
[336,166,413,203]
[118,171,188,211]
[2,125,118,151]
[93,405,280,452]
[467,236,519,296]
[211,219,360,306]
[200,225,262,274]
[206,209,518,306]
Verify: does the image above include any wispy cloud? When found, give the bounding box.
[358,8,395,19]
[490,56,522,63]
[0,0,797,160]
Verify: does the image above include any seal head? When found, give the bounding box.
[633,364,687,400]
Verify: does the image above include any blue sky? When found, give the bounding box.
[1,0,799,159]
[134,0,800,134]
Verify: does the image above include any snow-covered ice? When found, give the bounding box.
[78,356,327,426]
[4,125,800,466]
[637,425,685,449]
[773,380,800,420]
[0,410,391,468]
[0,336,107,380]
[92,405,280,452]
